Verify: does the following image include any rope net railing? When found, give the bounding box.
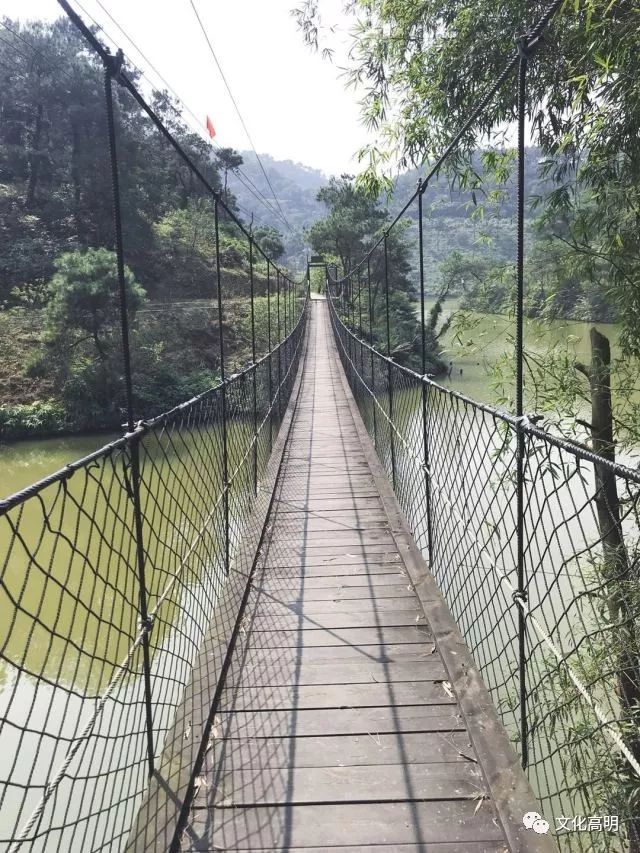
[328,280,640,851]
[0,2,309,850]
[323,2,640,849]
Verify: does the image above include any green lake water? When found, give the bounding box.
[0,417,265,850]
[424,296,623,407]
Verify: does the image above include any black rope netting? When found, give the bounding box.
[0,2,308,850]
[327,222,640,853]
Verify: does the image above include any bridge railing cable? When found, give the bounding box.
[0,4,309,851]
[326,0,640,847]
[328,278,640,852]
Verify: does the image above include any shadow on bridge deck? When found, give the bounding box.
[130,299,555,852]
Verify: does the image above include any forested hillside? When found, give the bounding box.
[388,151,543,291]
[0,15,621,441]
[0,16,299,438]
[227,152,325,270]
[229,148,544,286]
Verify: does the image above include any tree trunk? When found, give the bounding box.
[588,327,640,848]
[70,118,82,238]
[26,103,44,209]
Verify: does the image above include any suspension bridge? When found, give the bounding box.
[1,0,640,851]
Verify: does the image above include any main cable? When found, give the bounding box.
[91,0,290,230]
[187,0,294,234]
[69,0,290,232]
[329,0,566,285]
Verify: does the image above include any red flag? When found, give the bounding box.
[206,115,216,139]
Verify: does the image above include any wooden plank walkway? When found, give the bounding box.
[182,298,550,852]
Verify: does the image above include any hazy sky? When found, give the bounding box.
[3,0,369,176]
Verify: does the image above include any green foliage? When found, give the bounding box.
[39,249,145,430]
[45,248,146,354]
[215,147,243,205]
[307,176,387,272]
[58,358,123,431]
[526,549,640,851]
[0,400,66,440]
[153,201,216,258]
[253,226,285,260]
[310,175,445,371]
[309,266,325,294]
[238,296,274,354]
[295,0,640,353]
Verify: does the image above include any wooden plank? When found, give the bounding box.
[272,508,389,521]
[248,596,419,614]
[276,489,380,499]
[246,610,425,630]
[255,572,408,590]
[215,705,464,738]
[220,681,456,711]
[264,529,396,544]
[200,763,486,806]
[267,535,395,549]
[274,497,383,511]
[257,584,415,601]
[286,542,400,553]
[236,643,438,666]
[281,472,374,479]
[261,544,403,562]
[186,801,504,849]
[244,625,434,648]
[270,518,391,533]
[185,845,507,853]
[207,731,476,769]
[226,658,447,687]
[260,556,403,573]
[280,464,371,473]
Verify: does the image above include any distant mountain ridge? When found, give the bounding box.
[226,149,546,278]
[228,153,325,228]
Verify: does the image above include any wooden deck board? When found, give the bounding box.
[185,801,505,850]
[215,705,465,738]
[206,763,486,805]
[179,300,522,852]
[242,625,435,648]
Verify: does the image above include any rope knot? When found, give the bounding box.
[139,616,153,634]
[515,32,543,59]
[512,589,528,607]
[104,48,125,84]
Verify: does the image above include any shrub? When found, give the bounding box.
[0,400,66,440]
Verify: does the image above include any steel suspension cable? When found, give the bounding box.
[187,0,294,234]
[103,50,155,778]
[56,0,305,288]
[328,0,566,287]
